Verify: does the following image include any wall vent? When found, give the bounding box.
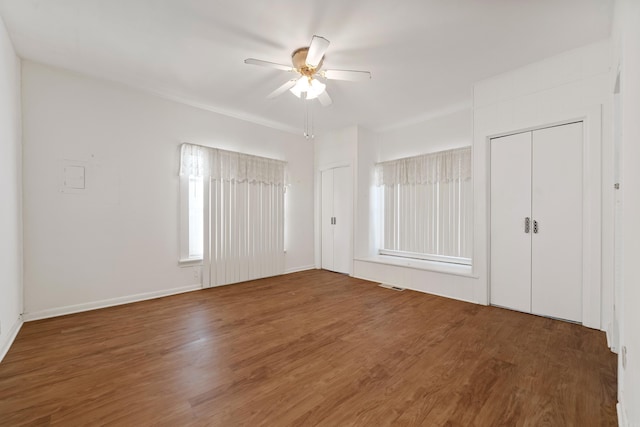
[379,283,405,291]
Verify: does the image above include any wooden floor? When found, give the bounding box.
[0,270,617,426]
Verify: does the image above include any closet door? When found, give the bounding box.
[321,169,335,271]
[331,166,352,275]
[490,132,533,313]
[531,123,583,322]
[321,166,352,274]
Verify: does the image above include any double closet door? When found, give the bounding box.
[490,122,583,322]
[321,166,352,274]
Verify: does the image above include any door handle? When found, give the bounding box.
[533,220,538,234]
[524,217,530,233]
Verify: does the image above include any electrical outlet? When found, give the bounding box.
[193,269,200,281]
[622,346,628,369]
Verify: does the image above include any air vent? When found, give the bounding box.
[379,283,405,291]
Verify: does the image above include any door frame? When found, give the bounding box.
[486,107,602,329]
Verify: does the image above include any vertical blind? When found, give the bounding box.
[375,147,472,261]
[180,143,286,286]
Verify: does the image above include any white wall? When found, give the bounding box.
[0,15,23,361]
[354,126,378,260]
[21,61,315,320]
[612,0,640,424]
[314,126,358,170]
[473,40,612,329]
[377,109,472,160]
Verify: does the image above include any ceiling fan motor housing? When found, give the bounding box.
[292,47,324,77]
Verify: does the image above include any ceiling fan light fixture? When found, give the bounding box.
[306,79,326,100]
[290,77,326,100]
[289,77,306,98]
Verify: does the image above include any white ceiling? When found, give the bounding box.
[0,0,614,134]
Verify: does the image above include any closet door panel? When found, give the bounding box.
[531,123,583,322]
[321,169,334,270]
[332,166,352,274]
[490,132,533,313]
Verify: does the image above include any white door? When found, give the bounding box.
[531,122,583,322]
[490,122,583,323]
[490,132,533,313]
[321,166,352,274]
[321,169,335,271]
[612,89,623,351]
[332,166,352,274]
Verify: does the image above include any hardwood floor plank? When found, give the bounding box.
[0,270,617,426]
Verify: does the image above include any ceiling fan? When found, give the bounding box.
[244,35,371,107]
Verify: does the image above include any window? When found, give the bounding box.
[179,143,287,286]
[179,171,204,261]
[375,147,472,265]
[187,176,204,259]
[180,174,204,261]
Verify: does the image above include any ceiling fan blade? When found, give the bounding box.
[267,79,298,99]
[305,35,330,68]
[323,69,372,81]
[318,90,332,107]
[245,58,294,72]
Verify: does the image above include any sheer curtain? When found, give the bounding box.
[180,143,286,286]
[375,147,472,262]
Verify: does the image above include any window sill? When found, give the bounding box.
[178,258,203,267]
[354,255,475,278]
[378,249,471,265]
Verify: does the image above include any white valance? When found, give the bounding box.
[375,146,471,186]
[179,143,287,186]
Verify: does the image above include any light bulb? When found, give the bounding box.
[289,77,308,98]
[305,79,326,100]
[289,77,326,100]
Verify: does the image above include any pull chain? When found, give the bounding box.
[303,96,314,140]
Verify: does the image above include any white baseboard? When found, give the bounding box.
[0,316,24,363]
[23,267,318,322]
[285,265,316,274]
[617,402,627,427]
[22,284,202,322]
